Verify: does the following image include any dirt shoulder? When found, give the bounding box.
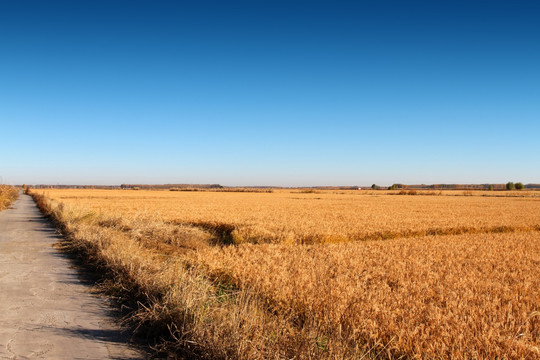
[0,194,145,359]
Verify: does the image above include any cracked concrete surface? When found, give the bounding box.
[0,194,144,359]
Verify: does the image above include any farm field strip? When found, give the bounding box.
[37,189,540,244]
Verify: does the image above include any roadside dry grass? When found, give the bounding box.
[30,189,540,359]
[30,192,337,359]
[0,185,18,211]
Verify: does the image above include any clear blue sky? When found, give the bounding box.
[1,1,538,186]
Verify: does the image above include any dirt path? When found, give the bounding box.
[0,194,144,359]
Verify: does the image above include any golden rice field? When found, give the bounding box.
[199,232,540,358]
[31,189,540,359]
[38,189,540,244]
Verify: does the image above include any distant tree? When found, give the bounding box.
[488,185,494,191]
[506,182,515,190]
[515,182,524,190]
[371,184,378,190]
[389,184,398,190]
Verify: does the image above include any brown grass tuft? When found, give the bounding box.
[0,185,18,211]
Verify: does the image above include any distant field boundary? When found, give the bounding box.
[21,183,540,191]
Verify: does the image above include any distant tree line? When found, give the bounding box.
[379,183,532,190]
[120,184,223,190]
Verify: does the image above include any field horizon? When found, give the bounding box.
[19,182,540,190]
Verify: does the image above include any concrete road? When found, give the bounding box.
[0,194,145,359]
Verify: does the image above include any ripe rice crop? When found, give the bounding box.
[30,189,540,358]
[196,232,540,358]
[40,189,540,244]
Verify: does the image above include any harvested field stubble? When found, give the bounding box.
[30,189,540,359]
